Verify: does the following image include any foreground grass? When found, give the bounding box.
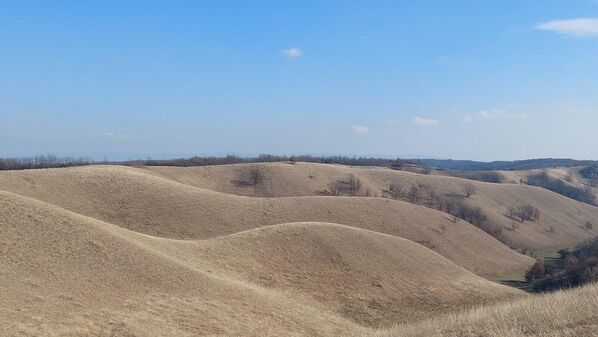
[373,283,598,337]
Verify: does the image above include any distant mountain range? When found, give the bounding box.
[415,158,598,171]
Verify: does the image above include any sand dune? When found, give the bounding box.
[0,190,523,336]
[0,165,532,279]
[143,162,598,250]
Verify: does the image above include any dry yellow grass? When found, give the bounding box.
[2,163,595,336]
[0,190,366,336]
[193,222,522,327]
[0,190,522,336]
[0,165,532,279]
[372,283,598,337]
[144,162,598,250]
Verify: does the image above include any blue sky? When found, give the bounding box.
[1,0,598,161]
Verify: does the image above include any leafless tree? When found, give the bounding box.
[506,206,517,220]
[463,183,477,198]
[515,204,541,222]
[408,185,422,204]
[388,183,403,200]
[347,174,362,194]
[326,180,344,196]
[233,167,264,187]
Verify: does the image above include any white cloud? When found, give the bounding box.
[536,18,598,37]
[351,125,369,135]
[102,132,127,140]
[412,117,439,126]
[479,109,529,120]
[282,48,303,58]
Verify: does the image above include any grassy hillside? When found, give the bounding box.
[0,191,368,337]
[373,282,598,337]
[195,222,522,326]
[0,190,524,336]
[0,165,532,280]
[143,162,598,251]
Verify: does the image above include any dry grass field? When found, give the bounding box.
[1,163,597,336]
[144,162,598,250]
[374,283,598,337]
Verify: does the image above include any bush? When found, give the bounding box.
[387,183,403,200]
[513,204,541,222]
[528,236,598,292]
[233,167,264,187]
[440,199,487,228]
[322,174,362,196]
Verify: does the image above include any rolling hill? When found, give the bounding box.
[0,190,523,336]
[0,165,532,279]
[142,162,598,251]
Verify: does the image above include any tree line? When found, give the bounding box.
[0,155,93,170]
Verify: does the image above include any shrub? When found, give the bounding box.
[408,185,423,204]
[387,183,403,200]
[322,174,363,196]
[525,259,546,282]
[513,204,540,222]
[233,167,264,187]
[528,236,598,292]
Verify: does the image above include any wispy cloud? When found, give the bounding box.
[351,125,369,135]
[282,48,303,58]
[479,109,529,120]
[463,116,474,124]
[101,132,127,140]
[536,18,598,37]
[412,117,439,127]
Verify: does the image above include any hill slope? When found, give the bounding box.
[0,191,367,337]
[143,162,598,251]
[373,282,598,337]
[0,165,532,279]
[194,222,522,326]
[0,191,523,335]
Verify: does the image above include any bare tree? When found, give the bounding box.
[515,204,540,222]
[347,174,362,194]
[463,183,477,198]
[326,180,343,196]
[323,174,362,196]
[233,167,264,187]
[426,189,438,208]
[506,206,517,220]
[388,183,403,200]
[408,185,422,204]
